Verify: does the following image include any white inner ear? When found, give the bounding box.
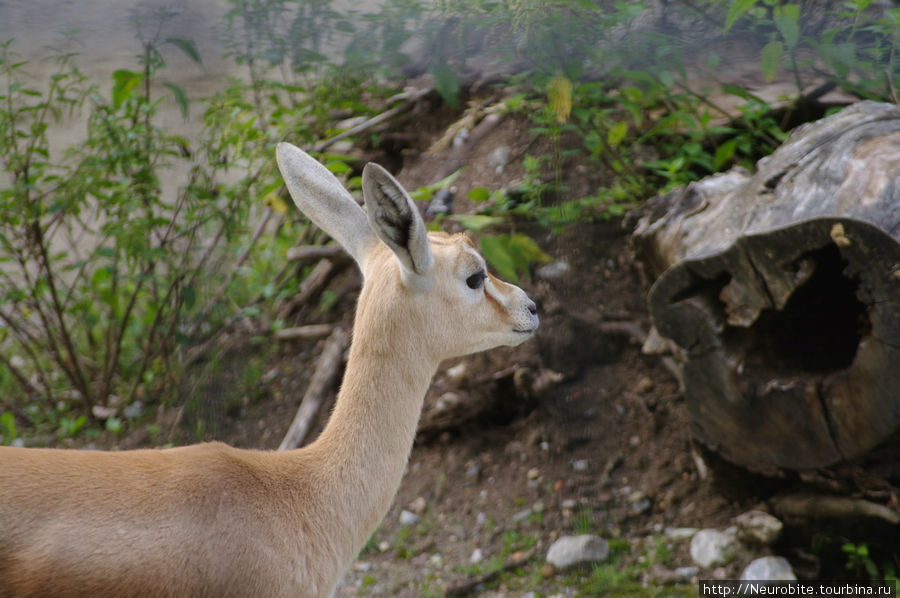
[276,143,377,269]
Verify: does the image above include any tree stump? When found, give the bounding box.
[633,101,900,472]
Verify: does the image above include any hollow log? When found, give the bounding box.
[633,101,900,472]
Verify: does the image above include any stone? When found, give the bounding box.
[487,145,511,172]
[409,496,427,515]
[665,527,698,540]
[123,401,145,420]
[536,260,570,280]
[546,535,610,570]
[649,564,700,584]
[740,556,797,581]
[689,529,738,568]
[734,510,783,546]
[398,510,419,526]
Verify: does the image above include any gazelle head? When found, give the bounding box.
[275,142,538,363]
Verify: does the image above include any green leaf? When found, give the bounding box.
[480,235,518,283]
[182,285,196,310]
[294,48,328,64]
[91,267,111,289]
[430,60,460,109]
[467,187,491,202]
[607,121,628,148]
[824,42,856,79]
[165,38,202,65]
[112,69,144,110]
[725,0,758,32]
[713,138,738,170]
[451,214,504,232]
[335,20,356,33]
[720,83,764,103]
[774,12,800,48]
[760,41,784,83]
[162,81,190,118]
[507,233,552,264]
[1,412,19,445]
[325,161,352,175]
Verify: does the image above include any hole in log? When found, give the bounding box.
[729,243,871,374]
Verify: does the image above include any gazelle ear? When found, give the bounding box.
[362,163,434,279]
[276,142,377,268]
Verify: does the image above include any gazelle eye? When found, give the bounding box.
[466,270,486,290]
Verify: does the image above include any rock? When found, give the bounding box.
[740,556,797,581]
[536,260,570,280]
[426,188,453,217]
[511,508,533,523]
[122,401,144,420]
[631,497,652,515]
[636,376,655,393]
[434,392,461,412]
[665,527,698,540]
[649,563,700,584]
[546,535,610,570]
[91,405,117,420]
[690,529,738,568]
[409,496,427,515]
[398,510,420,526]
[734,510,783,546]
[488,145,511,172]
[470,548,484,564]
[445,362,467,381]
[675,566,701,580]
[571,459,588,472]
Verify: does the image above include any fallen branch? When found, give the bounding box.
[286,244,345,263]
[274,324,333,341]
[278,327,349,451]
[276,258,339,320]
[597,320,648,345]
[312,88,432,153]
[444,547,537,597]
[772,494,900,525]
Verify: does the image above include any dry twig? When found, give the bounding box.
[278,327,349,451]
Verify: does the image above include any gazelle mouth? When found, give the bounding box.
[514,328,536,335]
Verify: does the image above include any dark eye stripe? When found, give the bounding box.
[466,270,486,289]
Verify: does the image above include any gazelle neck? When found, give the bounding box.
[302,295,438,560]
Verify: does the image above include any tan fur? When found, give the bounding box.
[0,144,538,598]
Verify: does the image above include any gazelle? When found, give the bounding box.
[0,142,539,598]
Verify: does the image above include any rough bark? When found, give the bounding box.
[633,101,900,472]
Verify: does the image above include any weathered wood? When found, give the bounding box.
[276,258,338,320]
[278,327,348,451]
[634,101,900,472]
[285,244,345,262]
[274,324,333,341]
[772,494,900,525]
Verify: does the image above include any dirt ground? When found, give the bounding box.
[150,106,776,595]
[93,90,894,594]
[6,1,897,590]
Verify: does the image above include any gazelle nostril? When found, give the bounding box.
[527,301,537,316]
